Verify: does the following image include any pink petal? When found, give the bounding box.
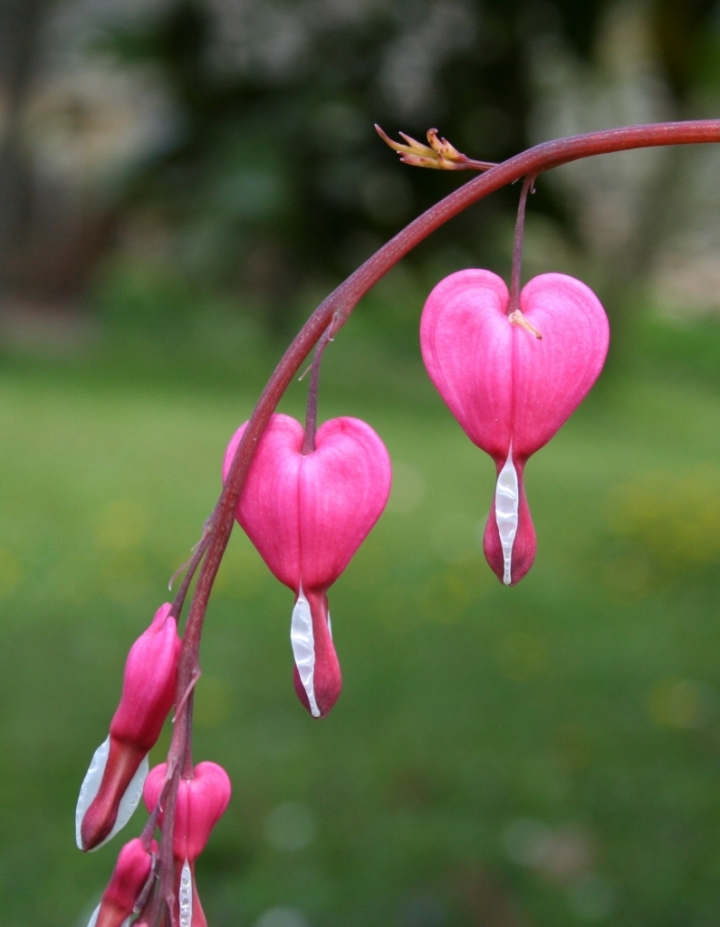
[420,270,609,464]
[298,417,392,590]
[94,838,156,927]
[223,416,302,590]
[143,761,231,863]
[512,273,610,460]
[421,269,608,585]
[110,604,181,751]
[421,270,512,462]
[224,414,391,593]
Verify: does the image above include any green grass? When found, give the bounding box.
[3,335,720,927]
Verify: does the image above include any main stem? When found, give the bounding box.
[157,119,720,919]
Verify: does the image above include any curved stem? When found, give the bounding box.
[170,526,213,619]
[303,325,334,455]
[158,119,720,916]
[508,173,537,316]
[181,692,194,779]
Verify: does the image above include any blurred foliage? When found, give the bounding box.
[90,0,720,329]
[92,0,613,331]
[606,465,720,579]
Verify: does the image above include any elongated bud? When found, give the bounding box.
[76,604,182,851]
[224,414,391,717]
[144,762,232,927]
[421,270,608,584]
[85,837,157,927]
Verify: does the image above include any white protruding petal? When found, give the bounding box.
[76,737,110,849]
[494,449,519,586]
[75,736,150,851]
[327,611,333,641]
[179,858,193,927]
[290,589,320,718]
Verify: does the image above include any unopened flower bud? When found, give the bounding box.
[144,762,232,927]
[224,414,391,718]
[76,604,182,851]
[85,837,156,927]
[421,270,609,584]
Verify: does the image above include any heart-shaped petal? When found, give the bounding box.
[143,761,231,863]
[224,413,390,716]
[420,270,609,464]
[421,269,608,584]
[223,414,392,593]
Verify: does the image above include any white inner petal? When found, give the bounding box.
[179,858,193,927]
[75,736,149,851]
[76,736,109,849]
[86,904,100,927]
[290,589,320,718]
[327,611,333,640]
[494,448,519,586]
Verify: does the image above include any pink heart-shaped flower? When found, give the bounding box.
[224,414,391,717]
[421,269,609,584]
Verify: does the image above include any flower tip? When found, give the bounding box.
[482,501,537,586]
[76,738,149,851]
[88,837,157,927]
[293,663,341,718]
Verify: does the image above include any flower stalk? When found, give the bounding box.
[87,119,720,924]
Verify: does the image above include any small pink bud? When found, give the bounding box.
[86,837,157,927]
[421,270,609,584]
[76,604,182,851]
[224,414,391,717]
[144,762,232,927]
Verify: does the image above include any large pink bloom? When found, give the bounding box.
[421,270,609,584]
[224,414,391,717]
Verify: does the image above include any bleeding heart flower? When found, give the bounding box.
[76,603,182,851]
[421,270,609,585]
[144,762,232,927]
[223,414,391,717]
[85,837,157,927]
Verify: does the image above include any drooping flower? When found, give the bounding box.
[143,761,232,927]
[76,603,182,851]
[85,837,157,927]
[421,270,609,585]
[223,414,391,717]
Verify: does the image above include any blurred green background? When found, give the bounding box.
[3,1,720,926]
